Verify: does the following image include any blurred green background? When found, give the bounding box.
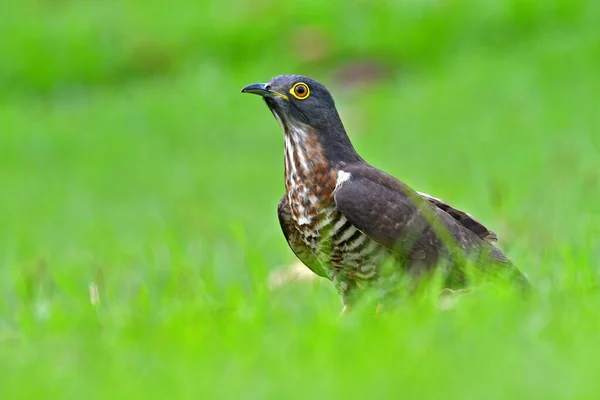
[1,0,600,398]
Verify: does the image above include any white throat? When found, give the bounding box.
[282,123,323,226]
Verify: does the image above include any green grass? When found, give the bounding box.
[1,0,600,398]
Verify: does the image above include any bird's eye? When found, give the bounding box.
[290,82,310,100]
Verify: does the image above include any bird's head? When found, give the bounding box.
[241,74,342,134]
[242,74,362,164]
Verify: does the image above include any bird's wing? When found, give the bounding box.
[277,195,328,278]
[417,192,498,243]
[332,165,501,261]
[333,165,530,289]
[333,168,431,252]
[332,165,531,288]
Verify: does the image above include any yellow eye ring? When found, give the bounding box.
[290,82,310,100]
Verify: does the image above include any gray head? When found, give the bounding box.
[241,74,339,129]
[241,74,361,164]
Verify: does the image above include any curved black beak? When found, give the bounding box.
[241,83,289,100]
[241,83,270,96]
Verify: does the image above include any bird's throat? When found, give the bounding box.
[284,125,330,191]
[284,125,337,225]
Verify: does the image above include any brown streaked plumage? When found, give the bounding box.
[242,75,530,309]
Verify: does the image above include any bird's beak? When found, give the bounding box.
[241,83,289,101]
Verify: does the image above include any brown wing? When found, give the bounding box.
[418,192,498,243]
[277,195,328,278]
[332,165,529,287]
[333,165,483,253]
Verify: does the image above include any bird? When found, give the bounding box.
[241,74,530,311]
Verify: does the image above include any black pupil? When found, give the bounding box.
[296,85,306,95]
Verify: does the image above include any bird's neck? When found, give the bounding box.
[283,125,331,196]
[283,123,360,200]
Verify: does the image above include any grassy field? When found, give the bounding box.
[1,0,600,398]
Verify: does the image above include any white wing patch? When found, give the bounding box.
[335,170,352,191]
